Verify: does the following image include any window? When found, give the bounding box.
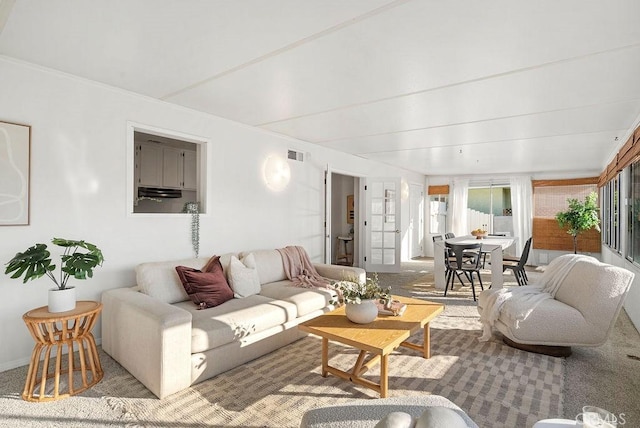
[601,175,620,252]
[467,184,512,235]
[627,162,640,263]
[128,123,207,214]
[532,180,599,252]
[429,194,447,234]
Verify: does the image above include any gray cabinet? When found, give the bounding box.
[136,143,197,190]
[183,150,197,190]
[136,143,163,187]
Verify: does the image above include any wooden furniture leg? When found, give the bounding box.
[321,337,329,377]
[380,354,389,398]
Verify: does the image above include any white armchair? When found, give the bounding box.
[477,255,634,356]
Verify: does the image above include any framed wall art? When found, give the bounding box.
[0,120,30,225]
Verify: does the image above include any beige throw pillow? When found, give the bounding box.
[228,253,261,298]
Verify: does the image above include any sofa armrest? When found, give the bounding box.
[102,287,192,399]
[314,263,366,283]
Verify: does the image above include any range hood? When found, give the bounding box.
[138,187,182,199]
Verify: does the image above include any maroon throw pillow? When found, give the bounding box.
[202,254,223,273]
[175,259,233,308]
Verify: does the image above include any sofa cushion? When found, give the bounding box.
[137,257,210,304]
[259,280,335,316]
[175,295,298,353]
[239,249,287,285]
[175,260,234,309]
[228,254,261,298]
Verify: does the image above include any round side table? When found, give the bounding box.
[22,300,104,402]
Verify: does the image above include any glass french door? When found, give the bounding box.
[365,178,401,273]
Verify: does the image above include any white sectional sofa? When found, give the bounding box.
[102,248,365,399]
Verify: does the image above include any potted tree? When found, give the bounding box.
[555,192,601,254]
[5,238,104,312]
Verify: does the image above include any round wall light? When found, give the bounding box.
[263,155,291,192]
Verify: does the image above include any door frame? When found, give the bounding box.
[324,165,365,266]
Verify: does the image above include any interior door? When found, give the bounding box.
[365,177,401,273]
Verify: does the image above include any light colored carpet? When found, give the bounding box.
[0,317,561,427]
[377,258,640,426]
[0,257,637,427]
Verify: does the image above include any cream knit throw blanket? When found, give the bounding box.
[277,246,333,289]
[479,254,589,342]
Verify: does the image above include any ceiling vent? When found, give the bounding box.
[287,149,304,162]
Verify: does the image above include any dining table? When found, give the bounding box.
[433,235,517,290]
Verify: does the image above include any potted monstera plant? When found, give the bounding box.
[5,238,104,312]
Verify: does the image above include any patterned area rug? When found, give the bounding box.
[93,302,562,428]
[0,259,563,428]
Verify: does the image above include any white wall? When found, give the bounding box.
[0,57,424,371]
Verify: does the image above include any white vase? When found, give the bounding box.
[345,299,378,324]
[48,287,76,313]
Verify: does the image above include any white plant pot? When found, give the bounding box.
[48,287,76,313]
[345,299,378,324]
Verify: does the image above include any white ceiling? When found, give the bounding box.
[2,0,640,177]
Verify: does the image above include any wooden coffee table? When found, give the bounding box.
[298,295,444,398]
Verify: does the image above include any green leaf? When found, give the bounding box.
[5,238,103,287]
[555,191,601,252]
[4,243,53,284]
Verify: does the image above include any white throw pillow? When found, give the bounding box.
[415,407,467,428]
[228,253,261,298]
[374,411,416,428]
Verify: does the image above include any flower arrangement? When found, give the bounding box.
[332,273,391,305]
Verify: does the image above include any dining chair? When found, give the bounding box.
[432,235,443,242]
[502,237,532,286]
[443,246,465,291]
[444,242,484,301]
[444,232,455,239]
